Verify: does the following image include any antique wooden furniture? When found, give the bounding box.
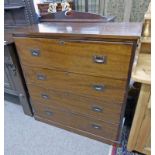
[37,1,115,22]
[4,31,33,116]
[4,0,37,28]
[4,0,37,116]
[13,22,142,144]
[127,3,151,154]
[40,10,116,22]
[127,53,151,154]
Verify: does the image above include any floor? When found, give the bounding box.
[4,101,113,155]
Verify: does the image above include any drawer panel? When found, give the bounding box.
[15,37,133,79]
[24,67,127,102]
[32,102,120,141]
[28,84,122,124]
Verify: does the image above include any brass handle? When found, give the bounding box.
[92,106,103,113]
[30,49,40,56]
[92,85,105,91]
[93,55,107,64]
[37,74,46,80]
[91,124,102,130]
[59,40,65,46]
[44,110,53,116]
[41,94,49,99]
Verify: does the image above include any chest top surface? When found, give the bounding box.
[13,22,142,40]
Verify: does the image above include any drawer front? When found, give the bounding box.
[15,37,133,79]
[24,67,127,102]
[32,102,120,141]
[28,84,122,124]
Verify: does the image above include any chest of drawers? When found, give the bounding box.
[13,22,141,145]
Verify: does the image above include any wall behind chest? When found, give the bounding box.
[74,0,150,22]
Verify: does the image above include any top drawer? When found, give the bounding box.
[14,37,133,79]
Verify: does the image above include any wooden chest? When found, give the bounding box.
[13,22,141,145]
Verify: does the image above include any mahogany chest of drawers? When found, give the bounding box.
[13,22,141,145]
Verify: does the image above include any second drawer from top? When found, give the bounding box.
[23,66,127,102]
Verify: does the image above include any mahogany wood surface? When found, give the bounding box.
[13,22,141,145]
[39,11,116,23]
[28,84,122,124]
[35,115,120,145]
[14,37,133,80]
[13,22,142,40]
[32,102,120,141]
[23,66,126,102]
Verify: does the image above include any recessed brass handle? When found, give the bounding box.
[44,110,53,116]
[93,55,107,64]
[91,124,102,130]
[59,40,65,46]
[92,106,103,113]
[30,49,40,56]
[37,74,46,80]
[92,85,105,91]
[41,94,49,99]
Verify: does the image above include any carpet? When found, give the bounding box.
[4,101,113,155]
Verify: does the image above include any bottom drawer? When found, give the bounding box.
[32,102,121,142]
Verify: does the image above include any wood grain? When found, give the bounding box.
[128,10,151,152]
[23,66,127,102]
[140,42,151,54]
[35,115,120,145]
[28,84,122,124]
[32,102,120,141]
[14,37,133,80]
[135,104,151,152]
[132,53,151,84]
[13,22,140,145]
[12,22,142,40]
[127,84,151,152]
